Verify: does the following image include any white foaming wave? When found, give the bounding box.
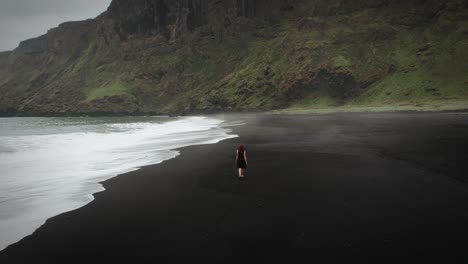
[0,116,237,251]
[106,122,158,131]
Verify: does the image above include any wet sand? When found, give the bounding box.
[1,112,468,262]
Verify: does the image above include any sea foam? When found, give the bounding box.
[0,116,237,251]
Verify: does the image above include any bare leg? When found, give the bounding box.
[238,168,243,177]
[241,169,245,177]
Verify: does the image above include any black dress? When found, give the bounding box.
[237,150,247,169]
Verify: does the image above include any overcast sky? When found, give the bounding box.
[0,0,112,51]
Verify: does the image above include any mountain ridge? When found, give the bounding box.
[0,0,467,116]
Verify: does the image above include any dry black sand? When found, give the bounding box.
[1,113,468,262]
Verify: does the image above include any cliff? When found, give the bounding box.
[1,0,467,116]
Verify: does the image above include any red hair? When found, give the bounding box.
[238,144,245,152]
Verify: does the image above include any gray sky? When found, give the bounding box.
[0,0,112,51]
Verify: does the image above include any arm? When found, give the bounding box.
[235,150,238,162]
[244,151,248,165]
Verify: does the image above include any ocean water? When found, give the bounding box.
[0,116,238,251]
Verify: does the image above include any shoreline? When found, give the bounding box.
[1,112,468,261]
[0,115,238,252]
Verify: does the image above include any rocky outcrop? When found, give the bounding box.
[105,0,461,42]
[106,0,297,43]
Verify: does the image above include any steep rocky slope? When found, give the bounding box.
[0,0,467,116]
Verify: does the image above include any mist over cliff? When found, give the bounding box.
[1,0,467,116]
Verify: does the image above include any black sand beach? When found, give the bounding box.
[1,113,468,262]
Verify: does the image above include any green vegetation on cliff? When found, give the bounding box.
[0,0,467,116]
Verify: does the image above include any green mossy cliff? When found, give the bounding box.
[1,0,467,116]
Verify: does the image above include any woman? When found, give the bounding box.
[236,144,248,178]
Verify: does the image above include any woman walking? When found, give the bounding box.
[236,144,248,178]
